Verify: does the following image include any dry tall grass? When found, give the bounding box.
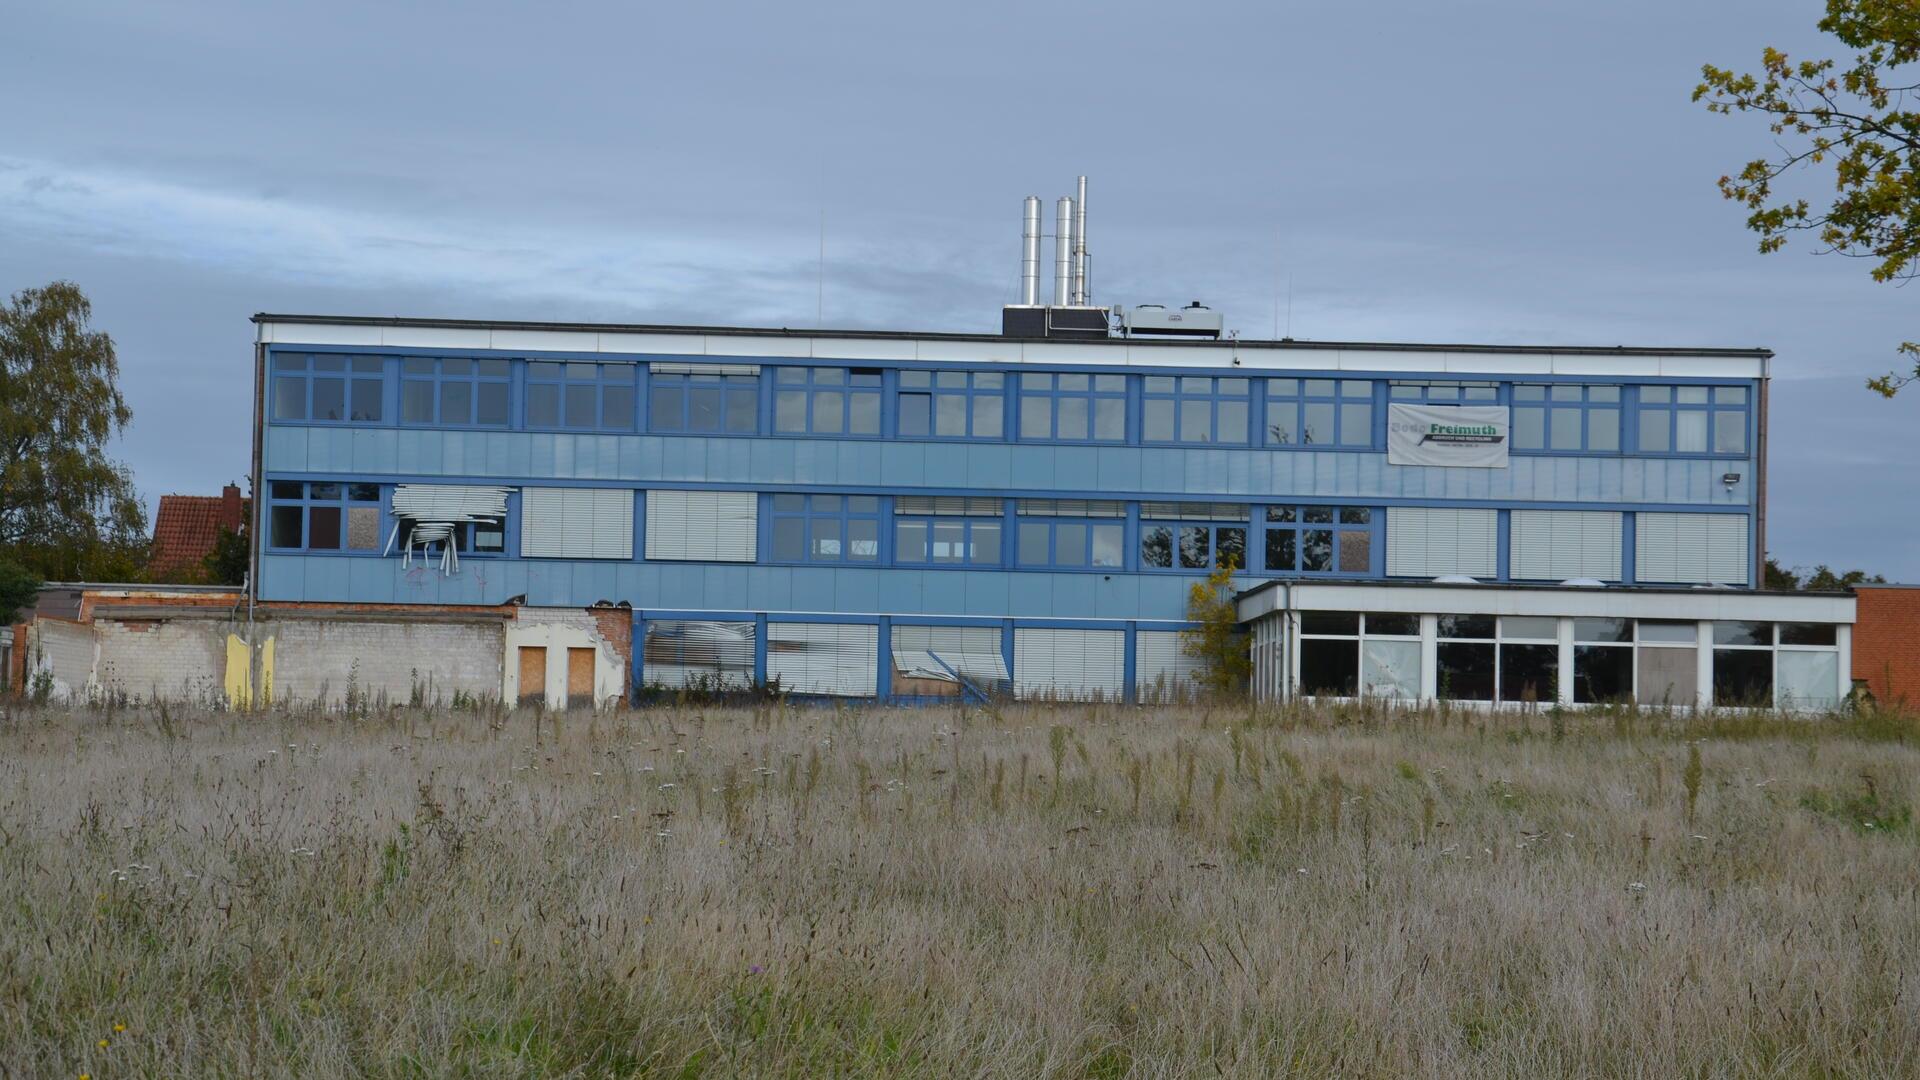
[2,700,1918,1078]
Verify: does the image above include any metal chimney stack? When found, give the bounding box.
[1020,196,1041,306]
[1053,195,1074,307]
[1071,175,1089,305]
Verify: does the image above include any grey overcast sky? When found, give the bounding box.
[2,0,1915,577]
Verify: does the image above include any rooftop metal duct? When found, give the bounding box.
[1053,195,1073,307]
[1020,196,1041,306]
[1071,175,1089,305]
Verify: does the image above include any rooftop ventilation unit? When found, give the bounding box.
[1121,301,1224,339]
[1002,175,1109,339]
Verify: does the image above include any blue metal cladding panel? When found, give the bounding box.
[266,423,1756,506]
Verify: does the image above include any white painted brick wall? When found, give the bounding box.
[30,620,96,702]
[96,619,228,704]
[269,620,503,707]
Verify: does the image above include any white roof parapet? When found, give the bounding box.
[1235,581,1854,625]
[255,316,1771,382]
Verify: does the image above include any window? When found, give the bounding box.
[773,367,882,436]
[266,481,383,552]
[400,357,510,427]
[1298,611,1359,696]
[1511,384,1620,452]
[1637,620,1698,707]
[519,488,631,559]
[1388,381,1498,405]
[642,620,756,691]
[1143,376,1251,444]
[894,497,1001,565]
[1499,616,1559,705]
[1777,624,1841,710]
[1297,612,1421,699]
[1267,378,1372,447]
[899,370,1004,438]
[526,362,636,431]
[767,494,881,563]
[1014,500,1125,569]
[1139,503,1247,571]
[1018,372,1127,442]
[271,354,384,423]
[1436,615,1496,702]
[644,490,757,562]
[648,367,758,434]
[1263,506,1375,574]
[1573,618,1633,704]
[1637,385,1748,455]
[1712,621,1773,707]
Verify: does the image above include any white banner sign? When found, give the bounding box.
[1387,404,1510,468]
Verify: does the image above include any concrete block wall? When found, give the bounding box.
[96,618,228,704]
[265,619,505,707]
[1853,586,1920,707]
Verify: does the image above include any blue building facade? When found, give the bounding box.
[251,315,1768,701]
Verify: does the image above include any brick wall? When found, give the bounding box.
[267,620,504,707]
[29,619,97,702]
[589,606,634,703]
[96,618,228,704]
[1852,586,1920,707]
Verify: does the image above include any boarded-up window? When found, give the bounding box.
[1510,510,1622,581]
[517,646,547,707]
[566,648,595,709]
[520,488,635,559]
[644,491,757,562]
[767,623,877,697]
[1385,508,1497,578]
[1013,628,1125,701]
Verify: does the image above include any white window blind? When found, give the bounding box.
[1636,513,1749,585]
[1134,630,1204,702]
[767,622,878,697]
[894,496,1003,517]
[519,488,634,559]
[1014,628,1126,701]
[648,362,760,376]
[644,490,757,562]
[642,620,755,690]
[891,625,1009,695]
[1510,510,1623,581]
[1385,507,1498,578]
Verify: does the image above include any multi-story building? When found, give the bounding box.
[250,303,1859,709]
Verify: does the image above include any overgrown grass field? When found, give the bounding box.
[3,700,1918,1077]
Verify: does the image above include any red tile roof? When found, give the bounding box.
[149,487,247,579]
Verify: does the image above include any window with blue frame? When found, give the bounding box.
[898,370,1005,438]
[767,494,881,563]
[1017,372,1127,441]
[773,367,882,436]
[271,354,384,423]
[1511,384,1620,452]
[647,367,758,434]
[893,497,1002,565]
[1139,503,1248,570]
[266,481,383,552]
[525,361,636,431]
[1262,505,1375,574]
[1014,500,1126,569]
[1143,376,1251,444]
[1266,378,1372,447]
[1387,381,1497,405]
[400,357,511,427]
[1637,385,1748,455]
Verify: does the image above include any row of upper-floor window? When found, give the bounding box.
[261,479,1384,576]
[267,353,1755,456]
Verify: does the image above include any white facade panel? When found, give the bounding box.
[1636,513,1749,586]
[767,622,878,697]
[520,488,634,560]
[1385,508,1498,578]
[1013,628,1125,701]
[643,490,757,562]
[1135,630,1205,702]
[1510,510,1623,581]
